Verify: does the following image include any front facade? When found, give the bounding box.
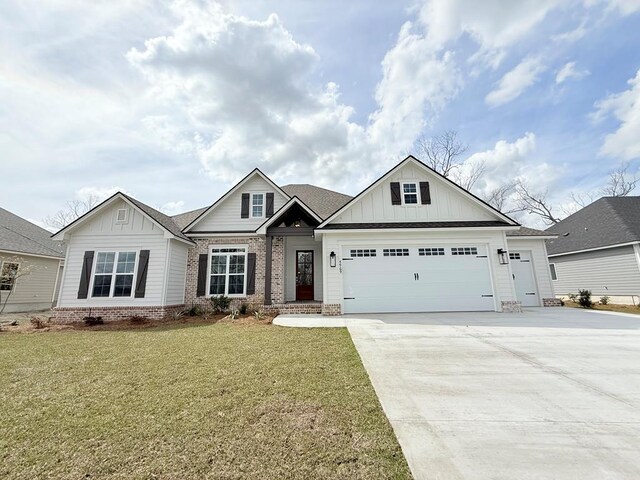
[53,157,557,321]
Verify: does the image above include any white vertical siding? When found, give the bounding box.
[190,176,288,232]
[506,238,555,302]
[284,236,323,301]
[165,240,190,305]
[0,253,61,312]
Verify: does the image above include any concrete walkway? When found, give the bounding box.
[275,308,640,479]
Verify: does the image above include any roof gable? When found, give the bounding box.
[319,156,517,229]
[0,208,65,258]
[281,184,352,220]
[255,196,323,234]
[184,169,290,233]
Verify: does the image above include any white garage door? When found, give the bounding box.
[342,245,495,313]
[510,251,539,307]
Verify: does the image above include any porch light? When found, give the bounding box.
[293,220,301,227]
[329,251,337,268]
[497,248,509,265]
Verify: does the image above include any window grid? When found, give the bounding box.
[451,247,478,256]
[383,248,410,257]
[251,193,264,218]
[350,249,377,257]
[418,247,445,256]
[92,251,136,298]
[509,252,521,260]
[210,246,247,297]
[402,182,418,204]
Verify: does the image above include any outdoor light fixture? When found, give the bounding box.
[293,220,301,227]
[497,248,509,265]
[329,251,337,268]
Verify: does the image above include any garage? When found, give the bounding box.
[342,244,495,313]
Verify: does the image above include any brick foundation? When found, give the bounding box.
[501,300,523,313]
[321,303,342,316]
[264,303,323,315]
[52,304,185,323]
[543,297,563,307]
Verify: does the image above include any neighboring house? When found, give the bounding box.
[52,156,558,321]
[546,196,640,304]
[0,208,65,313]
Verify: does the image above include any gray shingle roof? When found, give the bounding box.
[171,207,208,230]
[506,226,553,237]
[0,207,65,258]
[545,196,640,255]
[120,194,194,243]
[281,184,352,220]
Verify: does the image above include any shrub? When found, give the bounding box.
[30,317,46,329]
[83,316,104,326]
[229,309,239,320]
[600,295,610,305]
[254,309,265,321]
[210,295,231,313]
[567,293,577,303]
[187,304,202,317]
[239,302,248,315]
[559,299,565,306]
[577,289,593,308]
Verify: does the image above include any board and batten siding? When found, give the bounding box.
[332,163,496,224]
[0,253,61,312]
[322,230,516,312]
[165,240,189,305]
[57,199,171,308]
[506,238,555,301]
[190,176,288,232]
[551,245,640,296]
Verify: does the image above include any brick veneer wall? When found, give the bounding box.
[321,304,341,316]
[543,297,563,307]
[53,304,185,323]
[500,300,523,313]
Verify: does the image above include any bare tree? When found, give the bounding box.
[452,160,487,191]
[600,163,638,197]
[44,195,100,230]
[513,180,562,225]
[484,182,517,212]
[415,130,468,178]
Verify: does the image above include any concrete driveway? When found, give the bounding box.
[346,308,640,480]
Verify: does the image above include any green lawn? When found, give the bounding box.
[0,322,411,479]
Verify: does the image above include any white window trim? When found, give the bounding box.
[401,181,420,206]
[89,251,139,299]
[207,244,248,298]
[116,208,129,224]
[549,263,558,281]
[250,193,266,218]
[0,261,20,292]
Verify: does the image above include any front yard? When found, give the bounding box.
[0,321,411,479]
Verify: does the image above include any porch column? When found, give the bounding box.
[264,234,272,305]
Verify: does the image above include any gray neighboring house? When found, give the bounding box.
[0,207,65,313]
[545,196,640,304]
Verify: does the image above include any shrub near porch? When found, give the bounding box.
[0,322,411,479]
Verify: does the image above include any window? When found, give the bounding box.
[509,252,521,260]
[451,247,478,256]
[383,248,410,257]
[0,262,19,291]
[549,263,558,281]
[251,193,264,218]
[402,182,418,204]
[350,249,377,257]
[116,208,129,224]
[210,246,247,296]
[419,248,445,256]
[92,251,137,298]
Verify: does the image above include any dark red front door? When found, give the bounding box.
[296,250,314,301]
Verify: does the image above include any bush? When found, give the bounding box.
[83,316,104,326]
[210,295,231,313]
[567,293,577,303]
[577,289,593,308]
[600,295,610,305]
[30,317,46,329]
[187,304,203,317]
[239,303,248,315]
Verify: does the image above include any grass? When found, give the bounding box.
[564,300,640,315]
[0,321,411,479]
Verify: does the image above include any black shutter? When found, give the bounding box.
[241,193,250,218]
[246,252,256,295]
[390,182,401,205]
[420,181,431,205]
[266,192,274,217]
[134,250,150,298]
[197,253,208,297]
[77,251,94,299]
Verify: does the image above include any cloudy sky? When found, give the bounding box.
[2,0,640,228]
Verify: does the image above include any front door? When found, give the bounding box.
[296,250,314,301]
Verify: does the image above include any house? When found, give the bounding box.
[51,156,558,321]
[0,207,65,313]
[545,196,640,304]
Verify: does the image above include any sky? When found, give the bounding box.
[1,0,640,229]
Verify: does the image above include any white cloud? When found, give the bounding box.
[594,69,640,160]
[485,57,547,107]
[552,21,588,43]
[160,201,186,215]
[555,61,590,83]
[75,186,123,203]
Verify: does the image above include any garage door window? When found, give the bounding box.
[509,252,521,260]
[418,248,445,256]
[350,249,377,257]
[451,247,478,256]
[383,248,410,257]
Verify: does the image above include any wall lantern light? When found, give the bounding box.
[497,248,509,265]
[330,251,337,268]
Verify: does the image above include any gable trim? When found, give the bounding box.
[182,169,291,232]
[255,196,323,235]
[317,155,519,229]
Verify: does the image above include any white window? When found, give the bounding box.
[0,262,20,291]
[549,263,558,281]
[451,247,478,256]
[350,249,377,257]
[402,182,418,204]
[419,248,445,256]
[209,246,247,297]
[116,208,129,224]
[251,193,264,218]
[383,248,410,257]
[92,251,137,298]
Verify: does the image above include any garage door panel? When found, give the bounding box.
[342,245,494,313]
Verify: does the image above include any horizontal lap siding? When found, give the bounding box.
[551,246,640,295]
[165,240,189,305]
[0,253,60,308]
[506,238,555,299]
